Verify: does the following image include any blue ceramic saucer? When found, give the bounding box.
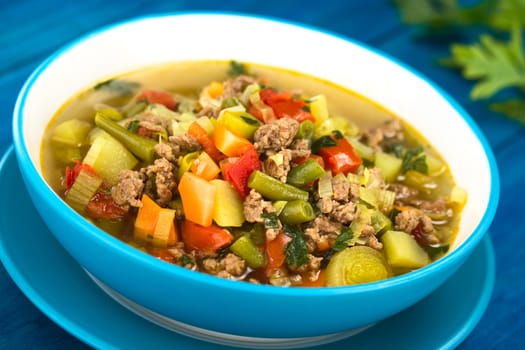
[0,146,495,349]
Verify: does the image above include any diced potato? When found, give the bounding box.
[374,151,402,183]
[211,179,245,227]
[51,119,91,146]
[380,230,430,269]
[83,131,138,185]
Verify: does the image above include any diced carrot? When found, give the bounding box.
[206,81,224,99]
[178,172,216,227]
[190,151,221,181]
[301,270,326,287]
[213,121,253,157]
[188,121,225,162]
[153,208,178,247]
[265,232,292,274]
[181,220,234,253]
[134,194,162,242]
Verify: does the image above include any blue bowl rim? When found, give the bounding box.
[12,11,500,297]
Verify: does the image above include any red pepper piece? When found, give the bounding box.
[318,135,362,175]
[136,89,177,110]
[181,220,234,253]
[259,88,315,123]
[224,146,261,199]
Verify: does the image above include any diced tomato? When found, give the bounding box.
[181,220,234,253]
[258,88,315,123]
[86,191,127,219]
[224,146,261,199]
[136,89,177,110]
[317,135,362,175]
[65,161,97,191]
[188,121,225,162]
[265,232,292,274]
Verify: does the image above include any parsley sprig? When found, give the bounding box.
[394,0,525,124]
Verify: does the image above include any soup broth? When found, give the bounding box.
[42,61,464,287]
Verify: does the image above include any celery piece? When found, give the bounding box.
[53,146,83,164]
[425,152,445,176]
[220,110,261,140]
[65,169,103,213]
[97,107,123,121]
[83,131,138,186]
[230,235,266,269]
[402,170,437,194]
[371,209,392,235]
[51,119,92,147]
[123,100,147,118]
[380,230,430,269]
[195,117,215,136]
[211,179,245,227]
[359,187,395,212]
[374,151,402,183]
[347,137,375,161]
[177,151,199,180]
[326,246,392,286]
[94,112,157,163]
[145,103,178,121]
[315,116,359,138]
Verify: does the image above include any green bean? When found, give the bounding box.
[230,235,266,268]
[248,170,309,201]
[287,159,325,187]
[94,113,157,164]
[279,200,316,225]
[296,120,315,140]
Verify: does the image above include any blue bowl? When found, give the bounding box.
[12,13,499,348]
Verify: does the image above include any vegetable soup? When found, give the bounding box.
[42,61,466,287]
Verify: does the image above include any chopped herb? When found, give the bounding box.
[401,146,428,174]
[331,130,344,140]
[94,79,140,96]
[241,115,260,125]
[221,97,240,109]
[127,120,140,133]
[301,105,311,112]
[261,212,279,230]
[283,224,309,268]
[388,207,401,223]
[179,254,195,267]
[426,244,450,259]
[332,227,354,252]
[311,135,337,153]
[384,143,404,158]
[228,60,247,77]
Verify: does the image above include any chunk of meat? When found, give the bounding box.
[222,75,258,100]
[142,158,178,206]
[263,149,292,182]
[254,118,299,154]
[243,189,276,223]
[111,169,145,208]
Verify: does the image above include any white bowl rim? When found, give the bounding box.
[12,11,500,297]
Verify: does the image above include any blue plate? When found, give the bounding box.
[0,146,495,349]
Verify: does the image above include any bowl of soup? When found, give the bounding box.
[13,13,499,348]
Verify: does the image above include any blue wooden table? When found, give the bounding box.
[1,1,523,349]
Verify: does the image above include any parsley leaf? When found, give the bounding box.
[332,227,354,252]
[228,60,247,77]
[445,25,525,99]
[261,212,280,230]
[127,120,140,133]
[490,99,525,123]
[94,79,140,96]
[311,135,337,153]
[283,224,309,268]
[401,146,428,174]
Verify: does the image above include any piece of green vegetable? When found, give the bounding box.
[65,169,103,213]
[279,200,316,225]
[220,110,260,139]
[82,131,138,185]
[374,151,402,182]
[296,120,315,140]
[230,235,266,268]
[283,224,309,269]
[326,246,392,286]
[94,112,157,164]
[380,230,430,269]
[287,159,326,187]
[401,146,428,174]
[51,119,91,147]
[248,171,309,201]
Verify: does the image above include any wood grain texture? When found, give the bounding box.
[1,0,523,349]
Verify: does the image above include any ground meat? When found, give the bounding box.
[222,75,257,100]
[111,169,145,208]
[292,254,323,274]
[243,189,275,223]
[316,197,334,214]
[330,202,358,224]
[303,226,333,253]
[332,174,351,202]
[306,216,342,235]
[168,242,196,269]
[142,158,178,206]
[395,208,434,234]
[195,105,220,118]
[254,118,299,154]
[136,120,165,139]
[202,253,247,279]
[290,139,311,160]
[361,230,383,250]
[155,134,201,162]
[361,119,404,149]
[263,149,292,182]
